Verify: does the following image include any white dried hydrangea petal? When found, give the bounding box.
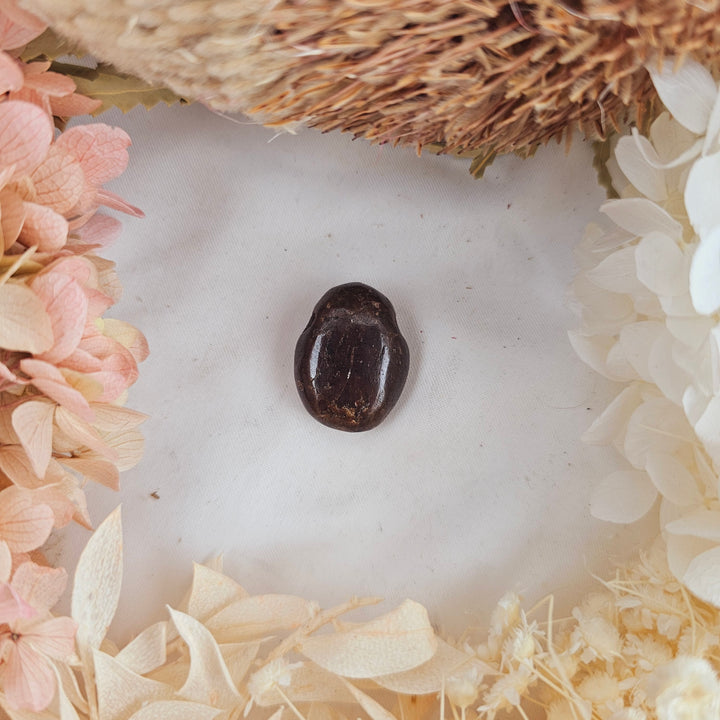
[618,322,665,382]
[624,398,695,468]
[648,331,689,405]
[682,545,720,607]
[694,396,720,467]
[582,385,642,446]
[650,111,698,164]
[666,316,715,351]
[127,701,221,720]
[685,153,720,237]
[689,226,720,315]
[660,292,698,319]
[590,470,657,523]
[586,247,641,294]
[647,59,717,135]
[635,231,687,296]
[568,332,615,379]
[606,342,641,382]
[615,135,667,202]
[645,453,703,507]
[665,533,716,583]
[665,509,720,542]
[601,198,682,241]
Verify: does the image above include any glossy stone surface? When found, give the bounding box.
[294,283,410,432]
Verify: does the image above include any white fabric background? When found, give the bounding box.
[53,104,657,643]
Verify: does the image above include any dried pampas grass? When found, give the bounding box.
[18,1,720,163]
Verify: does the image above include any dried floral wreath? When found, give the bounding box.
[2,3,720,720]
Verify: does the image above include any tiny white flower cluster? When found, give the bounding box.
[570,58,720,607]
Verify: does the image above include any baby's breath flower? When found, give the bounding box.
[570,609,622,664]
[446,665,484,709]
[577,671,622,705]
[477,664,535,719]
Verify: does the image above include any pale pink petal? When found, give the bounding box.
[84,287,114,318]
[0,188,26,250]
[0,582,35,623]
[2,636,56,711]
[26,484,76,529]
[30,145,85,215]
[0,445,47,488]
[59,456,119,491]
[21,67,76,97]
[18,201,68,251]
[55,124,131,185]
[31,272,88,364]
[95,187,144,218]
[0,3,46,50]
[0,101,52,180]
[7,84,52,118]
[53,406,117,461]
[22,615,77,659]
[50,92,102,118]
[42,255,93,286]
[70,213,122,248]
[60,346,103,373]
[11,562,67,613]
[0,359,20,385]
[0,487,54,553]
[19,358,94,422]
[0,50,22,93]
[11,400,54,479]
[0,542,10,582]
[101,318,149,363]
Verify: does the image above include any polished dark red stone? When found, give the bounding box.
[294,283,410,432]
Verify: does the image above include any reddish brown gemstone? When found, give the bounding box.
[294,283,410,431]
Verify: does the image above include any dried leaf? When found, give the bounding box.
[52,62,186,116]
[204,594,316,643]
[11,400,54,479]
[0,283,53,354]
[115,622,168,676]
[94,649,175,720]
[72,506,123,652]
[298,600,437,678]
[373,639,481,695]
[339,679,398,720]
[184,563,248,622]
[127,701,222,720]
[20,28,81,62]
[168,607,244,708]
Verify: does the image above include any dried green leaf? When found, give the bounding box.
[50,62,186,116]
[593,136,620,199]
[20,28,83,62]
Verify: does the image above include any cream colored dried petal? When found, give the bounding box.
[577,671,621,704]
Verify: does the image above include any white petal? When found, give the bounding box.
[581,384,642,445]
[666,316,714,351]
[115,622,168,676]
[615,135,667,201]
[647,59,717,135]
[601,198,682,240]
[590,470,657,523]
[635,231,687,296]
[648,330,689,405]
[690,226,720,315]
[568,332,614,378]
[650,111,698,164]
[660,292,698,318]
[703,92,720,155]
[128,701,221,720]
[665,532,716,582]
[624,398,695,468]
[694,395,720,467]
[605,341,641,382]
[618,321,665,382]
[665,509,720,541]
[645,452,703,507]
[685,153,720,237]
[585,246,641,294]
[682,545,720,607]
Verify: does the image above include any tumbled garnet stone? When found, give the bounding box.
[294,283,410,432]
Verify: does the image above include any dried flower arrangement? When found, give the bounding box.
[2,1,720,718]
[13,1,720,175]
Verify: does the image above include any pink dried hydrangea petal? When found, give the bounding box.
[0,486,54,553]
[0,445,45,488]
[0,2,46,50]
[50,93,102,118]
[7,85,52,117]
[31,272,89,364]
[19,358,94,422]
[18,201,68,252]
[0,582,35,623]
[95,187,144,218]
[102,319,149,363]
[21,615,77,659]
[70,213,122,248]
[11,562,67,613]
[0,188,26,250]
[30,145,85,216]
[55,124,131,186]
[60,456,119,491]
[2,633,56,712]
[21,66,76,97]
[0,101,52,180]
[0,50,22,93]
